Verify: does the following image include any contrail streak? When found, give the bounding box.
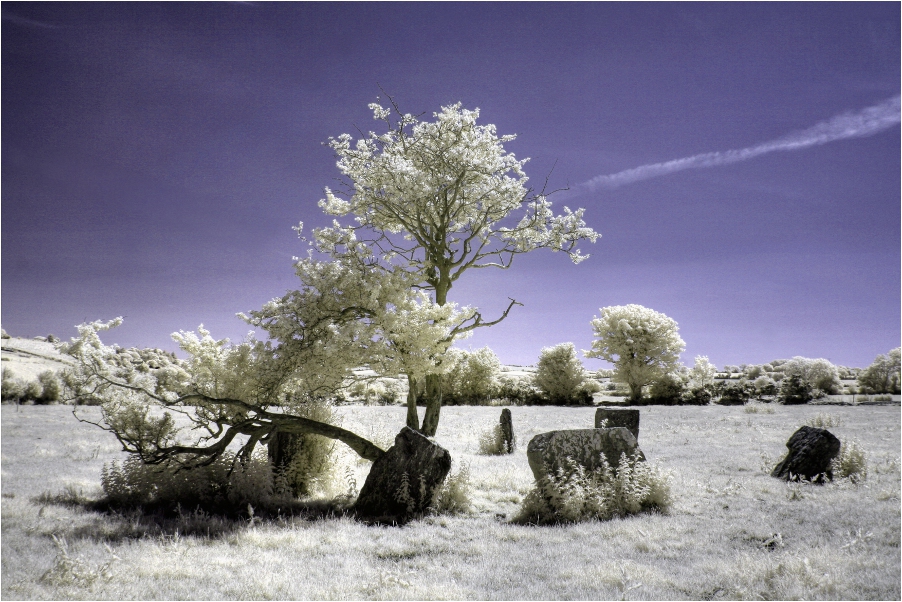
[583,96,900,190]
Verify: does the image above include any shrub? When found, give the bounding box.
[717,381,753,405]
[1,368,23,401]
[275,398,340,497]
[753,375,779,398]
[807,412,842,428]
[782,357,842,395]
[682,386,713,405]
[494,373,541,405]
[443,347,501,405]
[37,371,62,403]
[780,373,813,404]
[22,379,43,402]
[514,453,672,525]
[646,373,687,404]
[477,423,514,455]
[534,343,586,405]
[101,452,293,516]
[832,439,868,483]
[744,401,775,414]
[432,462,472,515]
[858,348,901,394]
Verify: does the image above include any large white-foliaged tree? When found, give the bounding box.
[311,99,599,435]
[586,304,685,401]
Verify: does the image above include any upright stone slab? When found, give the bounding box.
[500,408,515,454]
[771,426,841,483]
[353,426,452,523]
[595,408,640,440]
[526,427,645,482]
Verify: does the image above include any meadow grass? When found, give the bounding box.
[2,403,899,600]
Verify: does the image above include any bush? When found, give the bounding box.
[744,401,775,414]
[832,439,868,483]
[647,373,686,405]
[443,347,501,405]
[432,462,472,515]
[275,398,340,497]
[23,380,43,402]
[681,386,713,405]
[101,452,293,516]
[1,368,23,401]
[753,375,779,398]
[477,424,510,455]
[514,453,671,525]
[858,348,901,394]
[534,343,586,405]
[716,381,753,405]
[494,373,542,405]
[779,374,813,404]
[37,371,62,403]
[807,412,842,428]
[782,357,842,395]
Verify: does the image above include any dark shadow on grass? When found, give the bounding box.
[32,487,357,543]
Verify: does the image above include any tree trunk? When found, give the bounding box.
[628,382,643,402]
[406,375,420,431]
[419,277,451,437]
[421,373,443,437]
[267,431,306,497]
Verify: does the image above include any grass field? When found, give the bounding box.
[2,403,899,600]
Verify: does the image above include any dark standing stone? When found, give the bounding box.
[526,428,645,482]
[354,426,452,523]
[500,408,515,453]
[771,426,841,483]
[595,408,640,440]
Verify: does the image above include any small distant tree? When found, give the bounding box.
[37,370,62,403]
[687,355,717,390]
[782,357,841,395]
[858,348,901,394]
[780,373,814,404]
[1,368,23,402]
[534,343,586,404]
[744,364,765,379]
[647,372,687,404]
[586,304,685,401]
[753,375,779,398]
[442,347,501,404]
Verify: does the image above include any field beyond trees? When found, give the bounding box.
[1,403,899,600]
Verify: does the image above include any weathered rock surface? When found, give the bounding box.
[353,426,452,523]
[595,408,640,440]
[500,408,515,454]
[771,426,841,483]
[526,427,645,482]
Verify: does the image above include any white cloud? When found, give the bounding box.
[583,96,901,190]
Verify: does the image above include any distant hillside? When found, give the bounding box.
[0,336,74,382]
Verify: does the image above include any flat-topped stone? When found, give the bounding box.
[526,427,645,482]
[594,408,640,440]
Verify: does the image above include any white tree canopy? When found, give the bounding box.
[311,100,599,306]
[586,304,685,400]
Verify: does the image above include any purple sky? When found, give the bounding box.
[2,2,899,370]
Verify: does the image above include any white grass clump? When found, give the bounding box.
[744,401,776,414]
[477,424,508,455]
[101,452,292,515]
[807,412,842,428]
[432,462,472,515]
[832,439,868,483]
[515,453,672,524]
